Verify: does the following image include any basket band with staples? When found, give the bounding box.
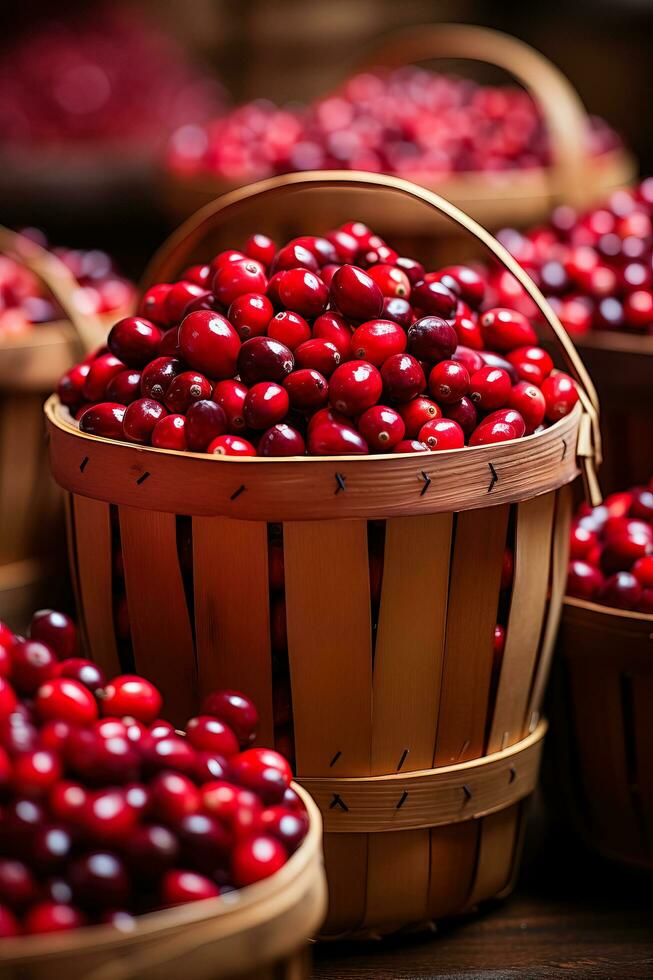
[299,721,546,834]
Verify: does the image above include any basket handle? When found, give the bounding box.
[0,225,102,358]
[142,170,602,502]
[350,23,591,208]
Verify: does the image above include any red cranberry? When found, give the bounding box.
[283,369,329,411]
[290,235,337,265]
[507,346,553,385]
[106,369,142,405]
[633,555,653,588]
[1,798,45,850]
[122,398,167,444]
[407,317,458,362]
[69,851,130,909]
[271,243,319,274]
[469,420,519,446]
[258,424,306,457]
[194,751,230,783]
[570,524,599,561]
[164,372,212,413]
[479,352,519,384]
[79,403,125,439]
[294,338,341,376]
[201,691,259,747]
[228,293,274,340]
[207,431,256,456]
[139,283,173,326]
[0,859,37,909]
[468,367,512,411]
[231,748,292,802]
[13,749,61,796]
[278,268,328,317]
[166,281,210,323]
[246,234,277,267]
[357,405,405,450]
[124,824,179,878]
[186,400,228,452]
[419,418,464,451]
[541,373,579,421]
[0,905,19,937]
[351,319,406,365]
[237,337,294,385]
[452,308,484,350]
[24,902,86,934]
[624,290,653,329]
[367,263,411,298]
[243,382,289,429]
[209,249,247,277]
[152,414,187,450]
[329,361,382,415]
[214,259,267,306]
[35,678,98,724]
[428,360,469,404]
[480,308,537,351]
[178,311,241,379]
[82,788,139,840]
[629,486,653,521]
[58,363,91,408]
[177,811,232,869]
[325,229,358,262]
[509,382,546,433]
[100,675,162,723]
[183,263,212,287]
[232,835,286,887]
[256,806,308,854]
[213,379,248,432]
[308,421,368,455]
[150,772,200,822]
[397,396,441,437]
[65,728,138,784]
[140,356,183,400]
[395,256,425,285]
[412,279,457,318]
[10,640,58,695]
[201,782,262,837]
[268,310,311,350]
[431,265,485,308]
[313,311,353,357]
[393,439,430,453]
[601,533,651,575]
[0,679,17,720]
[598,572,642,610]
[186,716,239,757]
[108,317,162,368]
[330,265,383,320]
[381,353,426,402]
[162,869,219,903]
[453,346,485,375]
[482,408,526,438]
[84,354,126,401]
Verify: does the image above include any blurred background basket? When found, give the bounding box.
[47,172,600,935]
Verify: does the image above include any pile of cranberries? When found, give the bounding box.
[1,230,134,341]
[0,609,306,938]
[567,482,653,612]
[58,222,579,457]
[0,8,222,151]
[166,66,620,184]
[487,179,653,337]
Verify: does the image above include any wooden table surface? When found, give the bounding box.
[312,809,653,979]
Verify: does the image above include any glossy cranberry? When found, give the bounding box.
[122,397,167,444]
[82,788,140,840]
[35,678,97,724]
[453,346,485,375]
[291,235,337,265]
[357,405,405,451]
[10,640,58,695]
[108,317,162,368]
[397,397,441,437]
[106,369,142,405]
[57,362,91,408]
[166,281,210,323]
[570,524,599,561]
[209,249,247,277]
[143,735,197,776]
[508,382,546,433]
[311,312,351,358]
[382,297,413,329]
[258,424,306,457]
[140,356,183,400]
[193,751,229,783]
[162,869,220,903]
[208,434,257,456]
[0,859,36,909]
[350,319,406,365]
[178,311,241,379]
[507,346,553,385]
[242,382,288,430]
[325,229,358,262]
[100,675,162,723]
[330,265,383,321]
[271,243,319,274]
[201,691,259,747]
[0,642,11,679]
[419,418,464,451]
[412,279,457,318]
[428,360,470,405]
[468,367,512,411]
[152,414,187,450]
[177,811,232,870]
[232,835,287,887]
[283,369,328,411]
[69,851,130,909]
[214,259,267,307]
[633,555,653,588]
[629,487,653,521]
[294,338,341,377]
[124,824,179,878]
[257,806,308,854]
[381,353,426,403]
[451,308,483,350]
[394,439,429,453]
[84,354,126,401]
[139,283,173,326]
[230,748,291,803]
[329,361,382,415]
[442,396,477,436]
[200,781,261,838]
[541,373,579,422]
[393,256,424,286]
[12,749,61,796]
[150,772,200,823]
[213,379,248,432]
[469,420,519,447]
[306,407,350,437]
[431,265,486,308]
[186,716,239,757]
[0,905,19,937]
[164,371,212,413]
[65,727,138,785]
[246,234,277,267]
[183,264,212,288]
[79,403,126,439]
[598,572,642,610]
[228,293,274,340]
[308,421,368,455]
[238,336,294,385]
[268,310,311,350]
[276,268,328,318]
[480,308,537,351]
[367,263,411,299]
[407,317,457,363]
[184,400,228,453]
[601,533,652,575]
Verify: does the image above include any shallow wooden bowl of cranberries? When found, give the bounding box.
[57,222,579,457]
[0,609,315,939]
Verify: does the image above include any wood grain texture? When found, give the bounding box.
[192,516,274,745]
[0,394,44,563]
[119,506,196,725]
[466,805,520,908]
[72,495,120,678]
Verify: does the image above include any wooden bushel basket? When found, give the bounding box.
[46,172,601,935]
[0,229,110,628]
[553,598,653,871]
[165,23,636,242]
[0,785,326,980]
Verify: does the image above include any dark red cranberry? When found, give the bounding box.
[256,806,308,854]
[598,571,642,610]
[258,424,306,457]
[164,372,212,413]
[10,640,58,695]
[106,368,142,405]
[31,823,73,872]
[0,859,37,909]
[381,354,426,402]
[395,256,425,285]
[237,337,294,385]
[412,279,457,318]
[431,265,486,308]
[308,421,368,455]
[108,317,163,367]
[65,728,140,784]
[122,398,168,444]
[283,369,329,411]
[201,691,259,747]
[567,560,604,600]
[69,851,130,910]
[178,311,241,379]
[443,396,478,435]
[150,772,200,823]
[407,316,457,362]
[152,414,188,450]
[84,354,126,401]
[330,265,383,320]
[124,824,179,878]
[79,403,126,439]
[140,356,183,400]
[100,675,162,723]
[186,400,228,452]
[186,716,239,757]
[57,363,91,408]
[162,869,219,903]
[177,812,232,869]
[0,906,19,937]
[142,736,196,776]
[82,788,140,840]
[382,296,413,329]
